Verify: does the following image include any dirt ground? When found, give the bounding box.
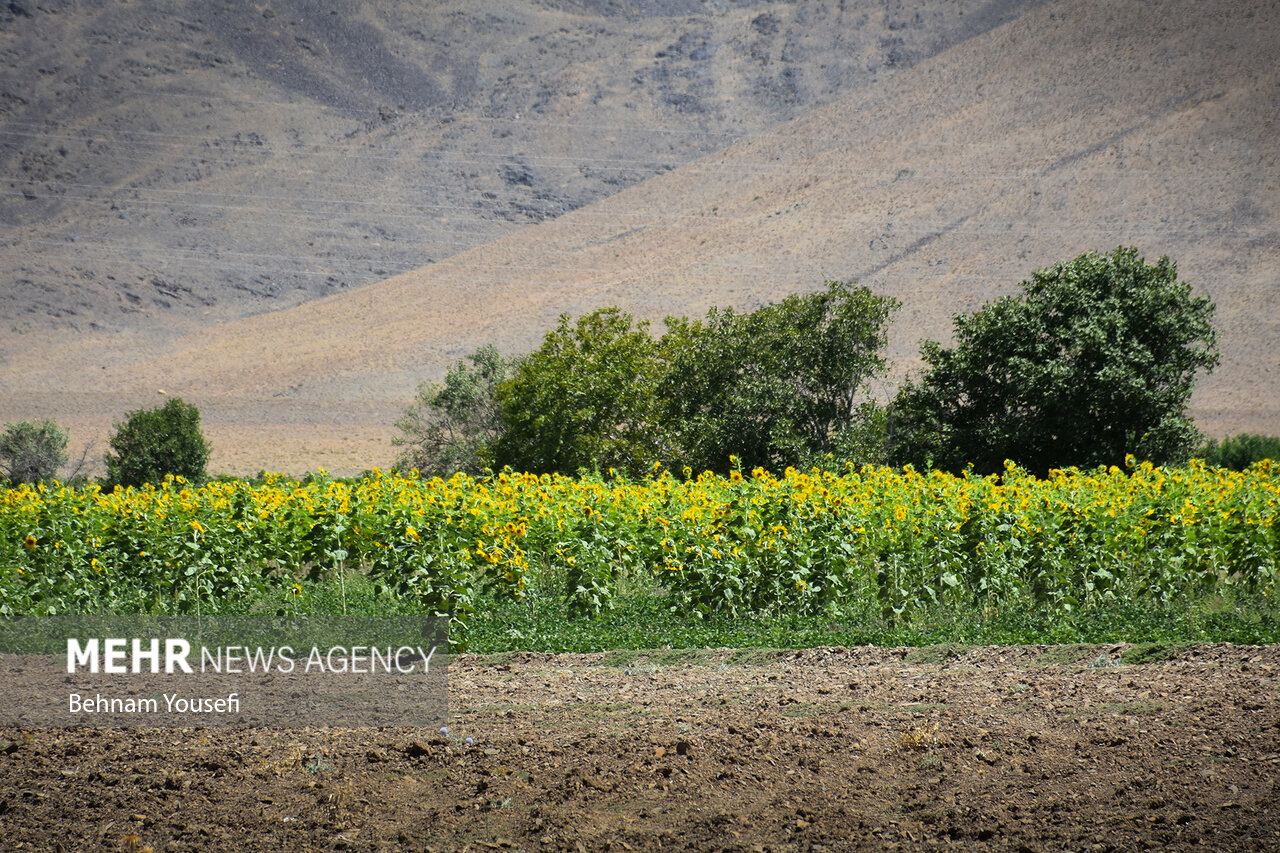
[3,643,1279,852]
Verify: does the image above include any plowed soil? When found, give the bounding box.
[3,643,1279,851]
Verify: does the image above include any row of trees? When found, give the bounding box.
[395,247,1231,478]
[395,279,899,477]
[1,398,209,488]
[2,247,1264,487]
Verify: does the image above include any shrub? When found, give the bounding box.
[1198,434,1280,470]
[0,419,68,485]
[104,397,210,488]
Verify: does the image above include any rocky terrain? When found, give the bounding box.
[2,0,1029,338]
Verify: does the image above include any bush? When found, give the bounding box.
[1198,434,1280,470]
[891,247,1219,475]
[0,419,68,485]
[104,397,210,488]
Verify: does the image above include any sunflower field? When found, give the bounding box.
[2,458,1277,646]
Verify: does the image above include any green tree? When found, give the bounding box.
[662,280,898,474]
[891,247,1219,475]
[0,419,68,485]
[393,345,516,477]
[104,397,211,488]
[491,308,667,475]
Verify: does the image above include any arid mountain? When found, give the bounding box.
[2,0,1027,338]
[2,0,1277,476]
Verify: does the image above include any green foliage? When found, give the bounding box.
[465,590,1279,653]
[661,281,899,474]
[1198,434,1280,471]
[891,247,1219,475]
[0,419,68,485]
[491,307,668,475]
[429,282,896,477]
[4,464,1277,650]
[393,345,516,476]
[104,397,211,488]
[806,401,891,471]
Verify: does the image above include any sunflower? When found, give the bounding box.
[23,534,37,549]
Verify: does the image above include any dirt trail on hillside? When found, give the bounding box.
[3,643,1279,851]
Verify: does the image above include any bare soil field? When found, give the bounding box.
[4,643,1279,851]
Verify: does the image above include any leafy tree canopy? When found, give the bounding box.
[662,280,898,474]
[891,247,1219,475]
[104,397,211,488]
[393,344,516,477]
[438,284,898,477]
[490,308,669,475]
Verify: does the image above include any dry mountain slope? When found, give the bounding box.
[1,0,1029,341]
[7,0,1280,475]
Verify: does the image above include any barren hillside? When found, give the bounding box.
[1,0,1024,339]
[2,0,1277,476]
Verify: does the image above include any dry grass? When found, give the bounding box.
[897,720,942,751]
